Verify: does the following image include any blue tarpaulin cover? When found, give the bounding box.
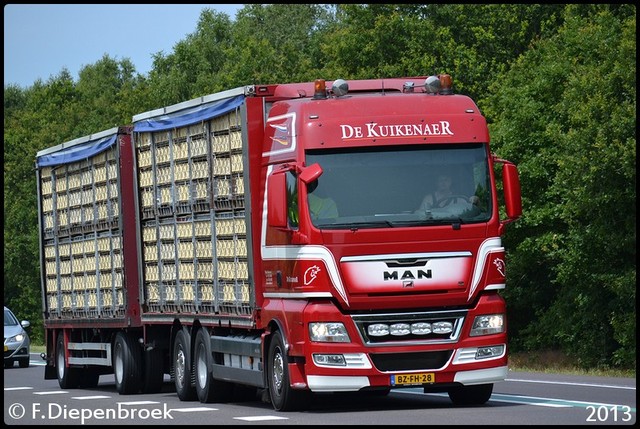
[36,134,117,168]
[133,95,245,132]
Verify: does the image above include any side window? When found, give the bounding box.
[286,171,299,228]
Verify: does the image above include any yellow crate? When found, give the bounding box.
[147,283,160,302]
[223,283,235,301]
[177,222,192,239]
[174,141,188,161]
[48,294,58,310]
[192,161,209,179]
[230,131,242,150]
[191,138,207,157]
[143,226,157,243]
[156,145,170,164]
[46,277,57,293]
[214,157,230,175]
[197,262,213,281]
[162,264,176,280]
[231,154,243,173]
[201,284,214,302]
[196,241,212,258]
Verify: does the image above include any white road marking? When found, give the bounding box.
[170,407,219,412]
[4,387,33,391]
[71,395,112,400]
[33,390,69,395]
[234,416,289,421]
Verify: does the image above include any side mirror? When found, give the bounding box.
[503,163,522,219]
[21,320,30,329]
[267,171,288,228]
[299,162,323,184]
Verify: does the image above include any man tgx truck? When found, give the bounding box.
[36,74,522,411]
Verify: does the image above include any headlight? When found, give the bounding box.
[309,322,350,343]
[470,314,504,336]
[8,334,25,343]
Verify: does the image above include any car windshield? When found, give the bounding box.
[4,309,19,326]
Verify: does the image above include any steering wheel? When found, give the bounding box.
[434,195,469,208]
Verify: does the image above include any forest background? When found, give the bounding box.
[4,4,636,372]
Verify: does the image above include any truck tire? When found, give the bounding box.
[173,329,197,401]
[448,383,493,406]
[141,348,164,394]
[56,334,80,388]
[267,330,308,411]
[113,332,142,394]
[194,328,233,403]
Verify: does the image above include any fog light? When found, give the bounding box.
[313,354,346,366]
[476,345,505,359]
[389,323,411,336]
[368,323,390,337]
[432,321,453,334]
[411,322,431,335]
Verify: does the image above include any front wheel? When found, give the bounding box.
[267,330,308,411]
[448,383,493,406]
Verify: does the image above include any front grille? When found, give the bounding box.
[370,350,453,371]
[351,310,466,346]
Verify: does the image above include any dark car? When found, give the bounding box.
[4,306,30,368]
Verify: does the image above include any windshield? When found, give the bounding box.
[305,144,492,229]
[4,309,19,326]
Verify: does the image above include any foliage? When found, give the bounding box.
[3,4,635,369]
[486,4,636,368]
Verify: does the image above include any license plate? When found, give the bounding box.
[391,372,435,386]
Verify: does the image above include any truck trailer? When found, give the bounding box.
[36,75,522,411]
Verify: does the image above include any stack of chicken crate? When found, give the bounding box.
[135,104,250,316]
[38,133,125,319]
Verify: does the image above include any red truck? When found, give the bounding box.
[36,75,522,411]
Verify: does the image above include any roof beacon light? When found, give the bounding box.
[439,74,453,94]
[331,79,349,97]
[313,79,327,99]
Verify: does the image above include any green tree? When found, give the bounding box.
[486,4,636,368]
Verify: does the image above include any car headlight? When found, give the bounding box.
[8,334,25,343]
[469,314,504,336]
[309,322,350,342]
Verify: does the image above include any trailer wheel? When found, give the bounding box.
[194,328,233,403]
[113,332,142,394]
[267,330,308,411]
[141,348,164,394]
[173,329,197,401]
[56,334,80,388]
[448,383,493,406]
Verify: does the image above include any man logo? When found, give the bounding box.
[383,270,432,281]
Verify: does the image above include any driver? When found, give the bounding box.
[418,173,479,210]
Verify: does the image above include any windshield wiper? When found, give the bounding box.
[316,220,394,230]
